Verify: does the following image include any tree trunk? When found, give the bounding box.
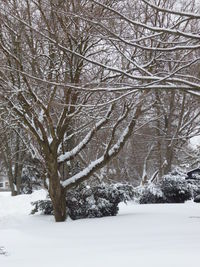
[163,145,173,175]
[49,182,67,222]
[6,159,17,196]
[47,153,67,222]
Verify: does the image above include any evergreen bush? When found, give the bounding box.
[31,183,135,220]
[139,184,166,204]
[139,170,192,204]
[161,172,192,203]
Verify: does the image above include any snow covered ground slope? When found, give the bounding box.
[0,190,200,267]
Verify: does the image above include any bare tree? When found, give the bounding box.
[0,0,147,221]
[0,0,200,221]
[0,125,25,196]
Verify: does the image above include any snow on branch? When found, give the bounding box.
[90,0,200,40]
[2,14,200,94]
[58,104,113,163]
[141,0,200,19]
[188,90,200,97]
[61,105,142,189]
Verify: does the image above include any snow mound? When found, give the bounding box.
[1,190,200,267]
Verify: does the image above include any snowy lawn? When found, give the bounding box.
[0,190,200,267]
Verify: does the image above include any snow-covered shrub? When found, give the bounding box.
[194,194,200,203]
[160,171,192,203]
[31,183,135,219]
[67,184,125,220]
[113,183,135,202]
[139,170,192,204]
[133,185,145,202]
[186,179,200,198]
[21,165,43,194]
[31,199,53,215]
[139,183,166,204]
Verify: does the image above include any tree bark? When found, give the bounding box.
[49,182,67,222]
[46,153,67,222]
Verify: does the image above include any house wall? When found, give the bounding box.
[0,181,9,189]
[0,176,10,191]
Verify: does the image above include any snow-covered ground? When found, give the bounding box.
[0,190,200,267]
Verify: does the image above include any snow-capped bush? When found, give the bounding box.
[161,172,192,203]
[139,169,192,204]
[67,183,134,220]
[194,194,200,203]
[31,183,135,219]
[139,184,166,204]
[21,165,43,194]
[113,183,135,202]
[31,199,53,215]
[67,187,119,220]
[186,179,200,198]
